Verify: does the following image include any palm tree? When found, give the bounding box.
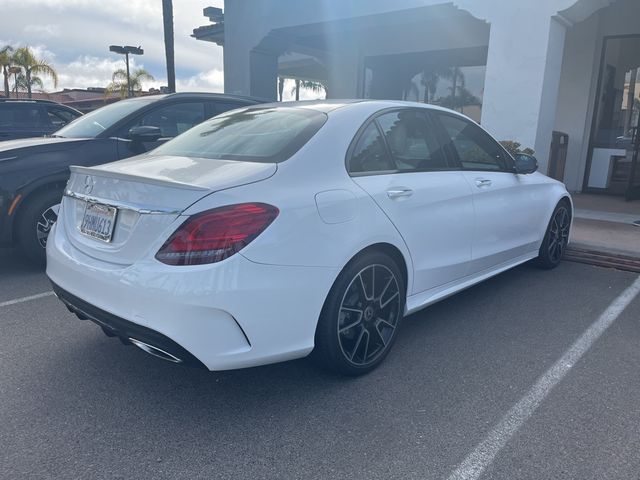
[278,77,285,101]
[412,66,465,104]
[106,68,155,98]
[439,86,481,113]
[15,72,44,94]
[162,0,176,93]
[12,46,58,98]
[0,45,14,98]
[290,79,327,100]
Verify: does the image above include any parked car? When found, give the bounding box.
[0,93,265,263]
[0,99,82,140]
[47,100,572,376]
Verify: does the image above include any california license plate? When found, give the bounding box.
[80,202,117,242]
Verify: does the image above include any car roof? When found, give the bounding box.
[243,99,465,116]
[0,98,61,105]
[252,99,364,113]
[152,92,268,105]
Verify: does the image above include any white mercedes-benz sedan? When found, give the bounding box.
[47,100,572,375]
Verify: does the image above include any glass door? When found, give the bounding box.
[585,35,640,200]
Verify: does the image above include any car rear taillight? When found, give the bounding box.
[155,203,279,266]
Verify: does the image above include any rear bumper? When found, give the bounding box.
[52,283,208,369]
[46,221,339,371]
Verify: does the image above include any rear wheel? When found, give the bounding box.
[314,252,405,376]
[535,201,571,269]
[16,189,62,266]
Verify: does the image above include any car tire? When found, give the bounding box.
[16,189,62,266]
[535,200,572,270]
[314,251,406,376]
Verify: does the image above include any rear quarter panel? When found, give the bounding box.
[179,105,415,292]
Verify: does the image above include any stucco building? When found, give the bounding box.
[194,0,640,199]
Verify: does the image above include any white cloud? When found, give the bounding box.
[57,56,142,90]
[23,24,61,38]
[175,68,224,92]
[1,0,224,92]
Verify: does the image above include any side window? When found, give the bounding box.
[0,105,14,128]
[48,107,78,126]
[437,114,511,172]
[209,101,244,117]
[2,105,49,128]
[47,107,75,128]
[348,122,394,174]
[123,102,206,138]
[376,110,449,172]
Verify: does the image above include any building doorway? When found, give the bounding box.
[585,35,640,200]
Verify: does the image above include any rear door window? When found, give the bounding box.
[0,104,49,129]
[348,122,394,174]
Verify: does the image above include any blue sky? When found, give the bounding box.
[1,0,225,92]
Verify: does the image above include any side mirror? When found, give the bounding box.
[128,125,162,143]
[513,153,538,175]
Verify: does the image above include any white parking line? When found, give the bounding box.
[0,291,55,308]
[447,275,640,480]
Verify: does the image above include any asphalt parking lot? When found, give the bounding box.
[1,247,639,480]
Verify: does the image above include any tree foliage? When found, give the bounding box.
[0,45,14,98]
[106,68,155,99]
[12,46,58,98]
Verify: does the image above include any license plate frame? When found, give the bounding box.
[80,201,118,243]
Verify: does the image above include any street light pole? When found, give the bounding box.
[125,51,131,97]
[108,45,144,98]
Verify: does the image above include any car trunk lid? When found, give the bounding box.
[61,155,277,265]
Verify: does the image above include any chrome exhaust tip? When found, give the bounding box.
[128,338,183,364]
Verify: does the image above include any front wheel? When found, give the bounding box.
[314,252,406,376]
[16,190,62,266]
[535,201,571,269]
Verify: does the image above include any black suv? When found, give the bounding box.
[0,92,264,263]
[0,99,82,140]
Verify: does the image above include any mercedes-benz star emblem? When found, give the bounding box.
[84,175,95,194]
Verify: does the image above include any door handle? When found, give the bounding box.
[386,188,414,199]
[475,179,492,188]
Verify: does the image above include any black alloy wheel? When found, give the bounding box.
[314,252,405,375]
[536,202,571,269]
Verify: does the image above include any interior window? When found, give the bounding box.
[376,110,449,172]
[125,102,206,138]
[348,122,394,174]
[437,114,510,172]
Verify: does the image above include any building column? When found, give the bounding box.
[249,48,279,100]
[326,48,360,99]
[480,15,568,173]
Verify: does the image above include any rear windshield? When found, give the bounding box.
[150,107,327,163]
